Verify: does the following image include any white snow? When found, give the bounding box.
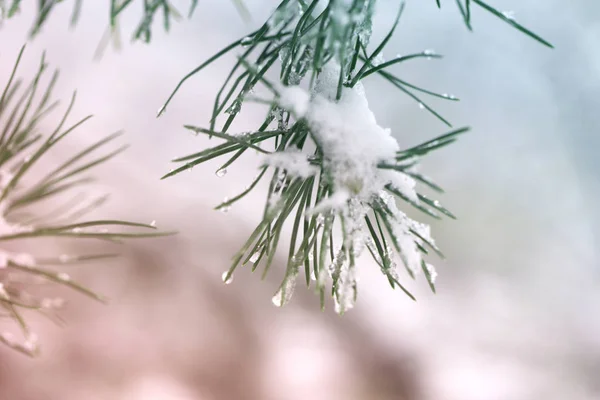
[57,272,71,282]
[0,283,9,300]
[332,251,356,314]
[277,85,311,118]
[262,148,318,178]
[372,53,386,66]
[306,189,350,216]
[11,252,36,267]
[273,60,433,312]
[277,63,417,204]
[425,262,438,284]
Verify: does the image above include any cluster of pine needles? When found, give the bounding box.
[157,0,552,311]
[0,46,169,355]
[0,0,554,329]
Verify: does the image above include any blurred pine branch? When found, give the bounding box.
[0,0,251,43]
[0,45,174,356]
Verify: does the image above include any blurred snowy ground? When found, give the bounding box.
[0,1,598,399]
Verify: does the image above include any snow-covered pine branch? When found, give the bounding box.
[0,46,169,355]
[157,0,550,312]
[2,0,551,314]
[162,1,457,313]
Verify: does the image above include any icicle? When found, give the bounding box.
[272,271,298,307]
[334,260,357,314]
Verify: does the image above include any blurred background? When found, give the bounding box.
[0,1,598,399]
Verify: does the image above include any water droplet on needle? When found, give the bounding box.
[221,271,233,284]
[216,168,227,178]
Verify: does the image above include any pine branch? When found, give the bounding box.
[3,0,553,314]
[155,0,552,313]
[0,0,247,43]
[0,45,174,356]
